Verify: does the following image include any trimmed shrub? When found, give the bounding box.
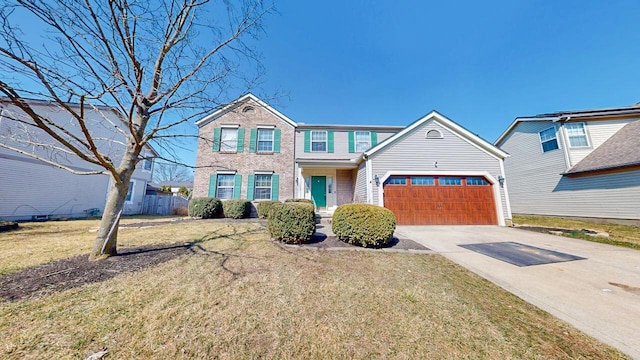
[332,204,396,248]
[268,202,316,244]
[284,198,315,205]
[257,200,281,219]
[222,199,251,219]
[188,197,223,219]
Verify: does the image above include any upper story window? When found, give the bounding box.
[311,130,327,152]
[257,128,274,152]
[142,159,152,171]
[220,128,238,152]
[355,131,371,152]
[426,129,443,139]
[242,106,255,113]
[216,174,235,199]
[126,180,135,203]
[539,127,559,153]
[565,122,590,148]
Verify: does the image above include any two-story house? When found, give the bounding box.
[0,99,156,221]
[194,94,512,226]
[495,105,640,223]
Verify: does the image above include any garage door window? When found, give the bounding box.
[411,176,435,185]
[439,177,462,186]
[385,176,406,185]
[466,177,489,186]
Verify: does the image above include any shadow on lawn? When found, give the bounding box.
[0,225,265,302]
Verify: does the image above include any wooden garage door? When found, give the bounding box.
[383,176,497,225]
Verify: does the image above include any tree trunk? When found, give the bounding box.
[89,173,131,260]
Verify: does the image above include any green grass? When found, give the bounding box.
[513,214,640,250]
[0,219,629,359]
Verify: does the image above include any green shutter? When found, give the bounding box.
[327,130,334,153]
[271,174,279,201]
[213,128,221,152]
[233,174,242,199]
[249,128,257,153]
[237,128,245,153]
[303,130,310,152]
[273,128,281,153]
[371,131,378,147]
[208,174,217,197]
[348,131,355,153]
[246,174,255,200]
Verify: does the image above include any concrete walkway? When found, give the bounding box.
[396,225,640,359]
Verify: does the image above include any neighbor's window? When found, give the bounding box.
[220,128,238,152]
[539,127,559,152]
[439,177,462,186]
[466,177,489,186]
[254,174,272,200]
[142,158,152,171]
[257,128,274,152]
[565,123,590,148]
[385,176,407,185]
[311,130,327,152]
[411,176,435,185]
[355,131,371,152]
[216,174,235,199]
[126,181,135,202]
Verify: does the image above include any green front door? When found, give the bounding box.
[311,176,327,208]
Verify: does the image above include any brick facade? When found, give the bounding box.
[193,98,295,200]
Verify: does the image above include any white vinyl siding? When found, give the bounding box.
[567,119,634,166]
[295,129,397,160]
[565,123,590,148]
[354,162,368,203]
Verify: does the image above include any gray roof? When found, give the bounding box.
[565,120,640,175]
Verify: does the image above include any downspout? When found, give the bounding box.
[292,126,297,199]
[558,116,573,170]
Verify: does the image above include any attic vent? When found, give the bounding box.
[426,129,443,139]
[242,106,255,113]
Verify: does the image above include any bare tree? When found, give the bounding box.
[0,0,272,260]
[153,162,192,183]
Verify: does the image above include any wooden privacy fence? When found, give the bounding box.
[142,195,189,215]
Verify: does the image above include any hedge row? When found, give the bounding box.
[332,204,396,248]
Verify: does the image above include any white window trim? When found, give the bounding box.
[254,174,272,200]
[538,126,560,153]
[311,130,328,152]
[125,179,136,204]
[376,170,506,226]
[220,127,239,153]
[565,122,591,148]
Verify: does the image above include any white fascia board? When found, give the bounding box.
[195,93,298,128]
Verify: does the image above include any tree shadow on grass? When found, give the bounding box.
[0,225,266,302]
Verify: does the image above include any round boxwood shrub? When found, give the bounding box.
[284,198,315,205]
[188,197,223,219]
[257,200,280,219]
[222,199,251,219]
[332,204,396,247]
[268,202,316,244]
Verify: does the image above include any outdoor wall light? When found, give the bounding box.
[373,174,380,186]
[497,175,505,187]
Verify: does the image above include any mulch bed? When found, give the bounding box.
[0,243,192,302]
[302,234,429,251]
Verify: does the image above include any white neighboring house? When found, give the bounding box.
[0,99,156,221]
[496,104,640,223]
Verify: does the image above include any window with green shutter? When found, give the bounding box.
[327,130,334,153]
[303,130,311,152]
[233,174,242,199]
[212,128,221,152]
[236,128,245,153]
[348,131,355,153]
[271,174,279,200]
[208,174,217,197]
[246,174,255,200]
[273,128,281,153]
[249,128,257,153]
[371,131,378,147]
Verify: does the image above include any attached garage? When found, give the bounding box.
[383,175,498,225]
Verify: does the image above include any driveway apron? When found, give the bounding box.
[396,225,640,359]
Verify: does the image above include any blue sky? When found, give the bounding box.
[240,0,640,150]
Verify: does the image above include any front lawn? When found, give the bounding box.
[0,219,628,359]
[513,214,640,249]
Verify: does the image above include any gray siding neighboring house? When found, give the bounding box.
[193,94,512,225]
[496,105,640,222]
[0,100,156,221]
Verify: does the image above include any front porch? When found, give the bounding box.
[295,159,359,212]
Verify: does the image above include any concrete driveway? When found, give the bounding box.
[396,225,640,359]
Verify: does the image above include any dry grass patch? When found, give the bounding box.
[514,215,640,249]
[0,221,628,359]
